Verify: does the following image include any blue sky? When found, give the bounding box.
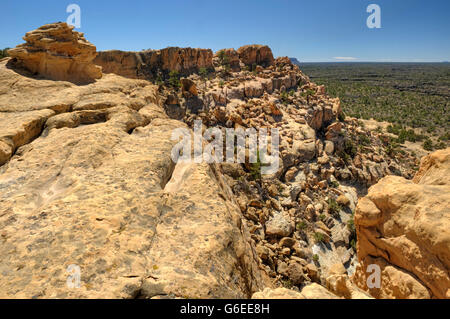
[1,0,449,62]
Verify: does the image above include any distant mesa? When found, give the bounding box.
[290,57,302,67]
[8,22,102,84]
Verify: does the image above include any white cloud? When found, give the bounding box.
[333,56,358,61]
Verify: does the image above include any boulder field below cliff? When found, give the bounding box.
[352,148,450,299]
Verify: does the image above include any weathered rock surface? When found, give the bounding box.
[252,283,339,299]
[2,23,429,300]
[353,148,450,299]
[8,23,102,84]
[0,52,267,299]
[237,45,274,67]
[215,48,241,72]
[94,47,214,79]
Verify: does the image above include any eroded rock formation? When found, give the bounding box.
[94,47,214,79]
[8,23,102,84]
[0,23,432,299]
[0,58,267,299]
[353,148,450,299]
[237,45,275,67]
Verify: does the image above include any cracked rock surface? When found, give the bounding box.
[0,57,267,298]
[352,148,450,299]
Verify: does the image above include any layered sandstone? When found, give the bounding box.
[0,56,267,299]
[353,148,450,299]
[237,45,275,67]
[8,23,102,84]
[94,47,214,79]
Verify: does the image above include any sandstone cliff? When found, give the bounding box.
[353,148,450,299]
[94,47,214,79]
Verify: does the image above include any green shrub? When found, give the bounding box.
[327,198,342,216]
[330,180,340,188]
[300,89,316,99]
[280,91,289,104]
[439,132,450,141]
[296,221,307,231]
[435,141,447,150]
[217,50,229,67]
[199,67,208,89]
[168,70,180,88]
[423,138,433,151]
[344,139,357,158]
[358,133,371,146]
[249,151,263,181]
[314,232,325,243]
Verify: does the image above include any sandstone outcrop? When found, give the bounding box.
[252,283,340,299]
[1,23,427,299]
[94,47,214,79]
[353,148,450,299]
[0,52,267,299]
[215,48,241,72]
[8,23,102,84]
[237,45,274,67]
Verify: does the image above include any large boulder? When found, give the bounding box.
[8,23,102,84]
[237,45,274,67]
[352,148,450,299]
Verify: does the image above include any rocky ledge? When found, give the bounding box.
[353,148,450,299]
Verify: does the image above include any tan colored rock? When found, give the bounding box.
[95,47,213,79]
[0,109,55,165]
[252,283,340,299]
[244,80,264,98]
[215,48,240,71]
[181,78,198,96]
[336,195,350,207]
[8,23,102,84]
[252,287,305,299]
[0,59,158,114]
[237,45,274,67]
[0,53,268,299]
[413,148,450,185]
[300,283,340,299]
[326,274,373,299]
[265,211,293,237]
[353,148,450,299]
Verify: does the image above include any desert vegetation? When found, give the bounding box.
[301,63,449,150]
[0,48,10,59]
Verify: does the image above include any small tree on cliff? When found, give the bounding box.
[199,67,208,89]
[168,70,181,88]
[217,50,231,77]
[217,50,229,67]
